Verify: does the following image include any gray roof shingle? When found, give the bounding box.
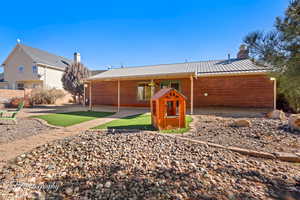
[19,44,72,69]
[89,58,272,80]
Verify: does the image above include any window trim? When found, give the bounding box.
[160,80,181,91]
[17,83,24,90]
[32,65,38,74]
[137,82,152,101]
[18,65,24,73]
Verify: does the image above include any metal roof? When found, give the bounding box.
[89,58,272,80]
[18,44,72,69]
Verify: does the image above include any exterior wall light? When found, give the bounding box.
[204,93,208,96]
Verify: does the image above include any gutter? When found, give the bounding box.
[88,72,195,81]
[197,68,272,75]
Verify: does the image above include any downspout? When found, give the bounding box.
[190,75,194,115]
[117,80,120,112]
[89,81,92,111]
[44,66,47,89]
[270,77,277,110]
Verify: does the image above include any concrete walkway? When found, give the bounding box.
[0,109,145,168]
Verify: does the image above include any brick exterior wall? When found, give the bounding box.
[90,74,274,108]
[91,81,118,105]
[194,75,274,108]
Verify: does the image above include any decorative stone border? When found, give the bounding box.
[88,129,143,133]
[150,132,300,163]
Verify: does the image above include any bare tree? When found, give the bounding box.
[62,62,90,103]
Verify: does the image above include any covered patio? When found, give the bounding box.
[85,59,276,114]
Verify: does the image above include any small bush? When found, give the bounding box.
[29,89,66,105]
[9,97,31,108]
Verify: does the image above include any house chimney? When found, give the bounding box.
[74,52,81,63]
[237,44,249,59]
[226,53,232,64]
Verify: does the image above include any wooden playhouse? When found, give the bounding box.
[151,88,186,130]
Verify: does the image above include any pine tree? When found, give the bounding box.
[244,0,300,112]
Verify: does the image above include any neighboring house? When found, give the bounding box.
[0,73,4,82]
[0,43,82,90]
[87,46,276,112]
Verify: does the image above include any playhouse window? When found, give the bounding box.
[166,100,179,116]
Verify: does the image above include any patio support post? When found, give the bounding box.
[117,80,120,112]
[89,81,92,111]
[83,84,86,107]
[190,76,194,115]
[270,77,277,110]
[150,79,154,113]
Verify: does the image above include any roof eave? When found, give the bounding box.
[1,44,20,66]
[197,70,271,77]
[88,72,196,81]
[36,63,66,71]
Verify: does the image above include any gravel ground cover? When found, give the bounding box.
[0,119,56,144]
[185,115,300,154]
[0,131,299,199]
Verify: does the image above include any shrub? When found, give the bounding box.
[29,89,66,105]
[277,93,296,113]
[9,97,31,108]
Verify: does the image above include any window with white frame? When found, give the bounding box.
[160,80,181,91]
[137,82,151,101]
[18,65,24,73]
[32,65,38,74]
[17,83,24,90]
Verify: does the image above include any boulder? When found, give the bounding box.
[266,110,286,120]
[230,120,251,127]
[288,114,300,132]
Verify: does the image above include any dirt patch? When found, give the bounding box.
[0,118,56,144]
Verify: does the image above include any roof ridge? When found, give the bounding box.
[105,58,244,71]
[18,44,72,62]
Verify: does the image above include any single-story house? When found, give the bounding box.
[87,46,276,113]
[0,43,81,90]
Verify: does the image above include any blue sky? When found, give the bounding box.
[0,0,288,71]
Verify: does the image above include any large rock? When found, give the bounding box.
[266,110,286,120]
[230,120,251,127]
[288,114,300,132]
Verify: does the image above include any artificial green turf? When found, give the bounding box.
[33,111,115,127]
[93,113,155,130]
[93,113,193,134]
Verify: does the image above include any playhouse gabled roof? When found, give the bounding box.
[151,88,186,100]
